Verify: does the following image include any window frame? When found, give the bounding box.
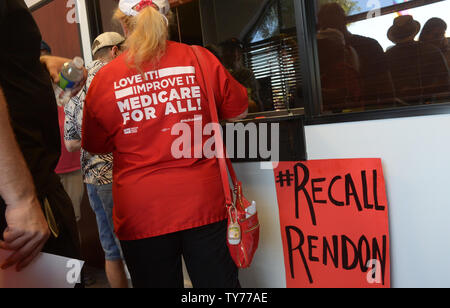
[27,0,54,11]
[302,0,450,125]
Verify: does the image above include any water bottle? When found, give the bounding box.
[246,201,257,219]
[54,57,84,106]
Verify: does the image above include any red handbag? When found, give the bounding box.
[225,173,260,268]
[191,46,260,268]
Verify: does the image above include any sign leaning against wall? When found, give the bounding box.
[274,159,391,288]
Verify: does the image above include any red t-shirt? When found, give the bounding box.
[82,41,248,241]
[55,106,81,174]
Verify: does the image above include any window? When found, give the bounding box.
[313,0,450,115]
[198,0,304,116]
[244,0,303,112]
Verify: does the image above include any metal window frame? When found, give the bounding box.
[295,0,322,121]
[299,0,450,125]
[28,0,54,12]
[347,0,445,23]
[85,0,103,43]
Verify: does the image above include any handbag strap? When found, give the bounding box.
[191,45,237,206]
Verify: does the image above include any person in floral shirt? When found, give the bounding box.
[64,32,128,288]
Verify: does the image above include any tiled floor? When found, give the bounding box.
[84,266,111,288]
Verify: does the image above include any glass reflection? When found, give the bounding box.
[316,0,450,113]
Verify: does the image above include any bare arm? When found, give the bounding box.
[63,93,83,153]
[65,139,81,153]
[40,55,87,96]
[225,109,248,122]
[0,88,50,271]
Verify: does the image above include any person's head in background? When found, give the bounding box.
[205,44,222,62]
[113,0,171,71]
[40,40,52,56]
[419,17,448,51]
[219,38,244,71]
[317,3,348,36]
[317,29,346,72]
[91,32,126,62]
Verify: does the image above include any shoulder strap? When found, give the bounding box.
[191,45,237,206]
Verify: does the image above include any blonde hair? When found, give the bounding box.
[113,6,168,73]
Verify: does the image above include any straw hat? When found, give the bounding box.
[388,15,421,44]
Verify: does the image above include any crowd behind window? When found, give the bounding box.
[316,0,450,114]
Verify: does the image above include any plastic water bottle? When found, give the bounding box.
[54,57,84,106]
[246,201,257,218]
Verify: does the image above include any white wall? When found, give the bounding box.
[239,115,450,288]
[238,113,450,288]
[305,114,450,288]
[234,163,286,288]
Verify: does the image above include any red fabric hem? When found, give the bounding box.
[220,91,249,120]
[55,166,81,175]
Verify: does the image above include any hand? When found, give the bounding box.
[226,109,248,122]
[0,197,50,272]
[40,55,88,97]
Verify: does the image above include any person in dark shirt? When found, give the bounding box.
[0,86,50,272]
[386,15,450,103]
[317,3,396,108]
[0,0,85,272]
[40,40,52,56]
[317,28,362,112]
[219,38,264,113]
[419,18,450,68]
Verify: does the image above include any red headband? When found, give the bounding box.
[134,0,154,12]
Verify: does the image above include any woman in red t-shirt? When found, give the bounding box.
[82,0,248,288]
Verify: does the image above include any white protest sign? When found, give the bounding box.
[0,249,84,288]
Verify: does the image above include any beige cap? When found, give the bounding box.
[91,32,125,56]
